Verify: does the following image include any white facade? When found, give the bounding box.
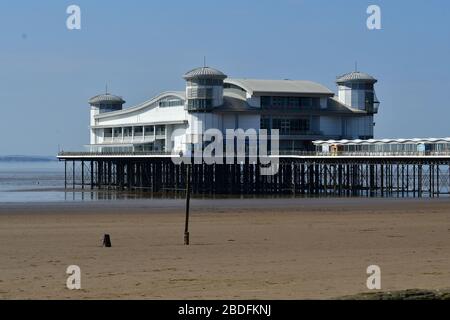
[87,67,379,153]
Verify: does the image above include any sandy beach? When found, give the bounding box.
[0,198,449,300]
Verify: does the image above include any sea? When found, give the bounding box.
[0,161,177,203]
[0,161,69,203]
[0,161,186,203]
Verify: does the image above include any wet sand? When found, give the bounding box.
[0,198,449,299]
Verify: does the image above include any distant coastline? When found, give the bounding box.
[0,155,57,162]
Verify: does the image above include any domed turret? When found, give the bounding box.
[183,66,227,112]
[88,93,125,114]
[336,71,379,113]
[336,71,377,85]
[183,66,227,81]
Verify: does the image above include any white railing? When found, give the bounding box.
[59,150,450,158]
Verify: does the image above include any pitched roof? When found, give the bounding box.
[94,91,185,119]
[213,91,260,113]
[224,79,334,96]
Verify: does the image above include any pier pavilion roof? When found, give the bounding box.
[224,79,334,96]
[89,93,125,105]
[314,138,450,146]
[336,71,377,84]
[183,67,227,80]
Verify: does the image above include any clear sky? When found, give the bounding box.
[0,0,449,155]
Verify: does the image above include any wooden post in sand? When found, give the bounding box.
[103,234,112,247]
[184,164,191,246]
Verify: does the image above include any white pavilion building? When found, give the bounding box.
[87,66,380,153]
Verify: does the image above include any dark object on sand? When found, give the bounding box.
[103,234,112,247]
[341,289,450,300]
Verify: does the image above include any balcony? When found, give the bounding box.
[100,135,158,144]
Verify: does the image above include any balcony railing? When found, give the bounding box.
[58,150,450,158]
[276,151,450,157]
[261,105,322,111]
[278,130,323,136]
[59,151,172,157]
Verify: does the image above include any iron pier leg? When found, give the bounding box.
[81,160,84,189]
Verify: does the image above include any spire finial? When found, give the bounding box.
[355,61,358,72]
[105,83,108,95]
[204,56,206,67]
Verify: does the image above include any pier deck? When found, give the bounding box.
[58,152,450,197]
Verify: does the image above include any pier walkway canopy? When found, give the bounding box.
[314,138,450,155]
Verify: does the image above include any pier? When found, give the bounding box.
[58,152,450,198]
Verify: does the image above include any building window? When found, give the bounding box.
[350,83,374,90]
[159,98,184,107]
[312,97,320,107]
[273,97,285,107]
[280,119,290,135]
[133,126,143,137]
[187,88,213,99]
[272,119,282,132]
[156,126,166,136]
[123,127,132,137]
[260,117,270,130]
[224,83,246,92]
[104,128,113,138]
[301,97,312,107]
[261,96,272,108]
[113,128,122,138]
[144,126,154,136]
[365,91,375,111]
[272,118,310,135]
[188,79,223,86]
[187,99,213,111]
[288,97,300,108]
[260,96,320,109]
[290,119,310,134]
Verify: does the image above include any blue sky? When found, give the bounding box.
[0,0,449,155]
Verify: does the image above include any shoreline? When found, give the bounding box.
[1,195,450,207]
